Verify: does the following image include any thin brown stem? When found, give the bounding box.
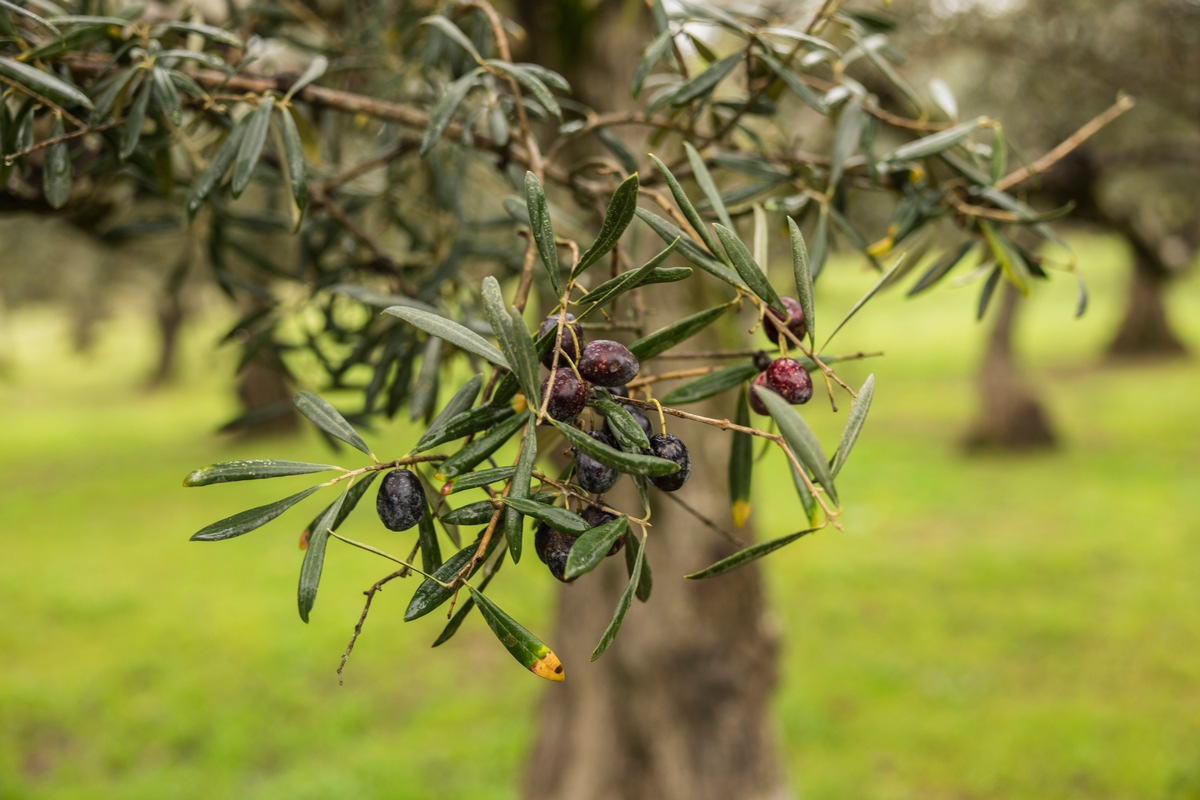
[996,94,1135,192]
[320,138,421,193]
[613,395,839,522]
[337,568,403,684]
[460,0,544,179]
[658,489,747,547]
[0,75,86,129]
[627,364,729,388]
[4,118,121,160]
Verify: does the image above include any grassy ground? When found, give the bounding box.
[1,234,1198,799]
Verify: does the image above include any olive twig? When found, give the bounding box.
[322,454,448,488]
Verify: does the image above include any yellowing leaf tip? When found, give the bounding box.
[529,650,565,682]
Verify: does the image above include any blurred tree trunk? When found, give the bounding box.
[1041,150,1189,361]
[1105,222,1189,360]
[514,3,791,797]
[148,284,186,388]
[964,283,1057,451]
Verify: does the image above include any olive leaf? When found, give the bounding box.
[293,391,374,457]
[435,411,529,479]
[415,405,514,453]
[755,386,838,507]
[629,304,731,361]
[524,171,560,294]
[469,587,565,682]
[551,420,679,477]
[591,534,645,660]
[572,172,640,279]
[788,216,816,345]
[383,306,509,370]
[184,459,340,487]
[661,362,759,406]
[231,96,274,198]
[190,486,322,542]
[565,515,629,580]
[503,497,589,536]
[729,390,753,527]
[297,486,348,622]
[714,224,786,315]
[686,527,819,579]
[504,421,538,563]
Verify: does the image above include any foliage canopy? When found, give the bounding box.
[1,0,1091,678]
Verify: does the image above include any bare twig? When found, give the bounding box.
[460,0,545,179]
[996,94,1136,191]
[337,568,404,684]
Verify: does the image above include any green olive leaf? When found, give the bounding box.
[565,515,628,580]
[184,459,340,487]
[190,486,322,541]
[591,533,645,661]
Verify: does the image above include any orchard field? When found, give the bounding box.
[2,234,1198,799]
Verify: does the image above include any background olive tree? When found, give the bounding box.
[0,1,1117,797]
[889,0,1198,449]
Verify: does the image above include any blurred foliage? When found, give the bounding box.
[897,0,1200,267]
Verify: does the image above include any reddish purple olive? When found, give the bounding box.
[574,430,620,494]
[765,296,807,345]
[376,469,426,531]
[538,313,584,369]
[534,522,576,583]
[541,369,589,422]
[766,358,813,405]
[578,340,640,387]
[749,371,772,416]
[645,432,691,492]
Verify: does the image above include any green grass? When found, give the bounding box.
[2,234,1198,799]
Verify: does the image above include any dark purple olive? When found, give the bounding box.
[538,313,584,369]
[645,432,691,492]
[766,357,813,405]
[578,340,640,387]
[764,296,807,345]
[581,505,624,556]
[749,371,772,416]
[376,469,426,531]
[540,369,589,422]
[574,430,619,494]
[534,522,576,583]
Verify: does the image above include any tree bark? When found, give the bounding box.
[963,283,1058,451]
[524,433,789,800]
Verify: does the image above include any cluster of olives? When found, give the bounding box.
[533,312,693,582]
[537,314,641,423]
[751,296,813,415]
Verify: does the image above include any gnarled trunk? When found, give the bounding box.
[964,283,1057,451]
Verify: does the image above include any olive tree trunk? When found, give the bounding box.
[963,283,1057,451]
[511,5,792,797]
[1105,226,1190,360]
[523,441,789,800]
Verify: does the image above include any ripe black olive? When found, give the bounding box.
[645,432,692,492]
[376,469,426,531]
